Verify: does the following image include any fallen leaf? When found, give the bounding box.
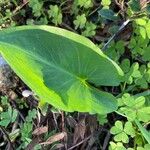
[40,132,67,146]
[73,118,86,144]
[32,126,48,135]
[67,116,77,128]
[50,143,64,149]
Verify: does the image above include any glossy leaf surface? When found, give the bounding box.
[0,26,123,114]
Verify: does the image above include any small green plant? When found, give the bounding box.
[110,121,135,143]
[29,0,43,17]
[48,5,62,26]
[19,109,37,149]
[118,94,150,122]
[108,93,150,149]
[82,22,97,37]
[0,96,18,127]
[74,0,93,9]
[101,0,111,7]
[73,14,87,29]
[97,114,108,125]
[109,141,126,150]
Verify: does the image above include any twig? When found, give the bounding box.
[61,111,65,132]
[52,112,58,130]
[115,0,125,12]
[61,23,77,32]
[61,111,67,150]
[102,131,111,150]
[102,19,130,51]
[2,1,29,22]
[68,135,91,150]
[12,1,29,15]
[89,6,101,16]
[0,126,14,150]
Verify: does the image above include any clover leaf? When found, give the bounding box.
[122,62,142,84]
[121,59,130,74]
[29,0,43,17]
[73,14,87,29]
[82,22,96,37]
[76,0,93,8]
[110,121,135,143]
[48,5,62,25]
[134,64,150,88]
[118,94,150,122]
[109,142,126,150]
[101,0,111,7]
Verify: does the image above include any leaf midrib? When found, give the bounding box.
[0,42,87,85]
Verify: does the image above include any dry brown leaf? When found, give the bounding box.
[73,118,86,144]
[67,116,77,128]
[32,126,48,135]
[140,0,148,9]
[50,143,64,150]
[40,132,67,146]
[86,115,98,133]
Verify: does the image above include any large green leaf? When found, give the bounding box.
[0,26,123,114]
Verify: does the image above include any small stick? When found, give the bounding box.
[0,126,15,150]
[61,111,65,132]
[102,19,130,51]
[12,1,29,15]
[61,111,67,150]
[68,135,91,150]
[61,23,77,32]
[102,132,111,150]
[52,112,58,130]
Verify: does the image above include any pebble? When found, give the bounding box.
[22,90,33,97]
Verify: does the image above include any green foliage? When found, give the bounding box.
[105,41,125,62]
[19,109,37,149]
[101,0,111,7]
[135,64,150,88]
[128,0,141,12]
[118,94,150,122]
[137,144,150,150]
[0,26,123,114]
[0,106,18,127]
[135,120,150,144]
[1,96,8,106]
[48,5,62,26]
[121,62,142,84]
[110,121,135,143]
[73,14,87,29]
[29,0,43,17]
[97,114,108,125]
[82,22,96,37]
[128,18,150,62]
[109,142,126,150]
[75,0,93,9]
[0,1,150,149]
[0,96,18,127]
[0,96,39,149]
[98,8,118,21]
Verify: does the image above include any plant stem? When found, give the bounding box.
[102,19,130,51]
[121,82,127,93]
